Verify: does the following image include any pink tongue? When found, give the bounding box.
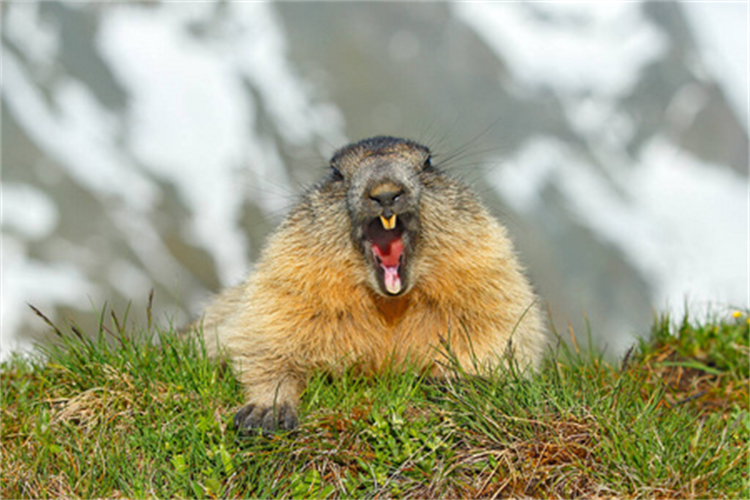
[382,267,402,295]
[371,237,404,294]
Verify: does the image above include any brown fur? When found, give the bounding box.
[197,136,546,433]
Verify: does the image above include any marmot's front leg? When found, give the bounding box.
[231,357,305,435]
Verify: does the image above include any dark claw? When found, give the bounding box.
[233,404,255,430]
[280,405,298,431]
[261,408,277,434]
[233,403,298,436]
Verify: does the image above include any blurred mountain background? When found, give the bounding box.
[2,1,747,359]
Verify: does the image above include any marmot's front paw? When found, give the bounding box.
[233,403,298,435]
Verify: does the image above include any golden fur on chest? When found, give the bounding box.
[206,206,542,374]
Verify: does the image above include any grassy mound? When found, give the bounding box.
[2,309,748,498]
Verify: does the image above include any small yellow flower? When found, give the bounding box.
[732,310,743,319]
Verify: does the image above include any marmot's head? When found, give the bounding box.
[329,136,432,297]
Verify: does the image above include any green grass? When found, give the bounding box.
[2,308,748,498]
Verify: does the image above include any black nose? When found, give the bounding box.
[369,184,404,209]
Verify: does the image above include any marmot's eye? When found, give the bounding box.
[423,156,433,171]
[331,165,344,181]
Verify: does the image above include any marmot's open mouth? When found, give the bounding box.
[364,215,406,295]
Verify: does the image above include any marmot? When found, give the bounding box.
[198,136,546,434]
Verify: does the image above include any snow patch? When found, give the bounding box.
[453,2,668,97]
[1,238,100,361]
[1,184,59,241]
[682,3,749,130]
[492,136,748,316]
[4,2,59,73]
